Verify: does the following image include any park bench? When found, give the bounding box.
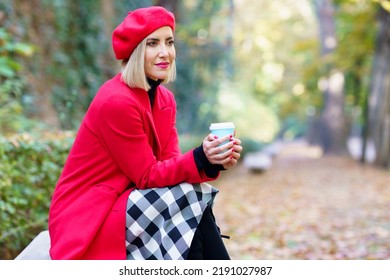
[243,151,272,172]
[242,141,281,173]
[14,230,51,260]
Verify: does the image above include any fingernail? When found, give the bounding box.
[214,136,218,139]
[233,141,237,145]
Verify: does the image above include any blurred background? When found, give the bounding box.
[1,0,390,260]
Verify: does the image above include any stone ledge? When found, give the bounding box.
[15,230,51,260]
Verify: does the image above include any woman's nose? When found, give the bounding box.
[158,45,169,57]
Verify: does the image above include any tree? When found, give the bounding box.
[330,0,376,163]
[311,0,347,154]
[367,6,390,168]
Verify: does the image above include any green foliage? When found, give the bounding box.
[231,0,321,138]
[333,0,376,119]
[46,1,112,129]
[0,27,36,134]
[295,0,377,139]
[30,0,153,130]
[0,28,34,78]
[0,133,74,259]
[0,79,24,133]
[173,1,231,134]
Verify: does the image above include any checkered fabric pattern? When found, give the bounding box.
[125,182,219,260]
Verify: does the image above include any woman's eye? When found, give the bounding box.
[167,40,175,46]
[147,41,158,47]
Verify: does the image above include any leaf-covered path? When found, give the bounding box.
[213,140,390,260]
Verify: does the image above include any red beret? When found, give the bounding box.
[112,6,175,60]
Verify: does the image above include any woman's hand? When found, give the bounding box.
[202,133,243,170]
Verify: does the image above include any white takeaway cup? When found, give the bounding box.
[209,122,235,148]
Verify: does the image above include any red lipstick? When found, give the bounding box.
[156,62,169,69]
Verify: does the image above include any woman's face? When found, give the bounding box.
[144,26,176,81]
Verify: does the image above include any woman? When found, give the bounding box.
[48,6,242,260]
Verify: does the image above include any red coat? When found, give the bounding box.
[48,74,217,259]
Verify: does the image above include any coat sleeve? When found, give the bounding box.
[96,95,209,189]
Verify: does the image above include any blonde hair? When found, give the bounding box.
[121,37,177,91]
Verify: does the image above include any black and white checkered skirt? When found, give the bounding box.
[125,183,219,260]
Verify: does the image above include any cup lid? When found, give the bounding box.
[209,122,235,130]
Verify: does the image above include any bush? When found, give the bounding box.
[0,132,74,259]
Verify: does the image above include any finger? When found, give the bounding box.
[203,134,222,152]
[220,155,236,165]
[206,150,232,163]
[206,147,234,164]
[205,133,217,141]
[222,158,238,169]
[217,144,238,159]
[231,137,242,145]
[232,145,243,154]
[231,151,241,160]
[208,136,234,152]
[208,134,232,145]
[218,134,233,144]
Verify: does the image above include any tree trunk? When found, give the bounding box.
[312,0,347,154]
[367,7,390,168]
[100,0,119,75]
